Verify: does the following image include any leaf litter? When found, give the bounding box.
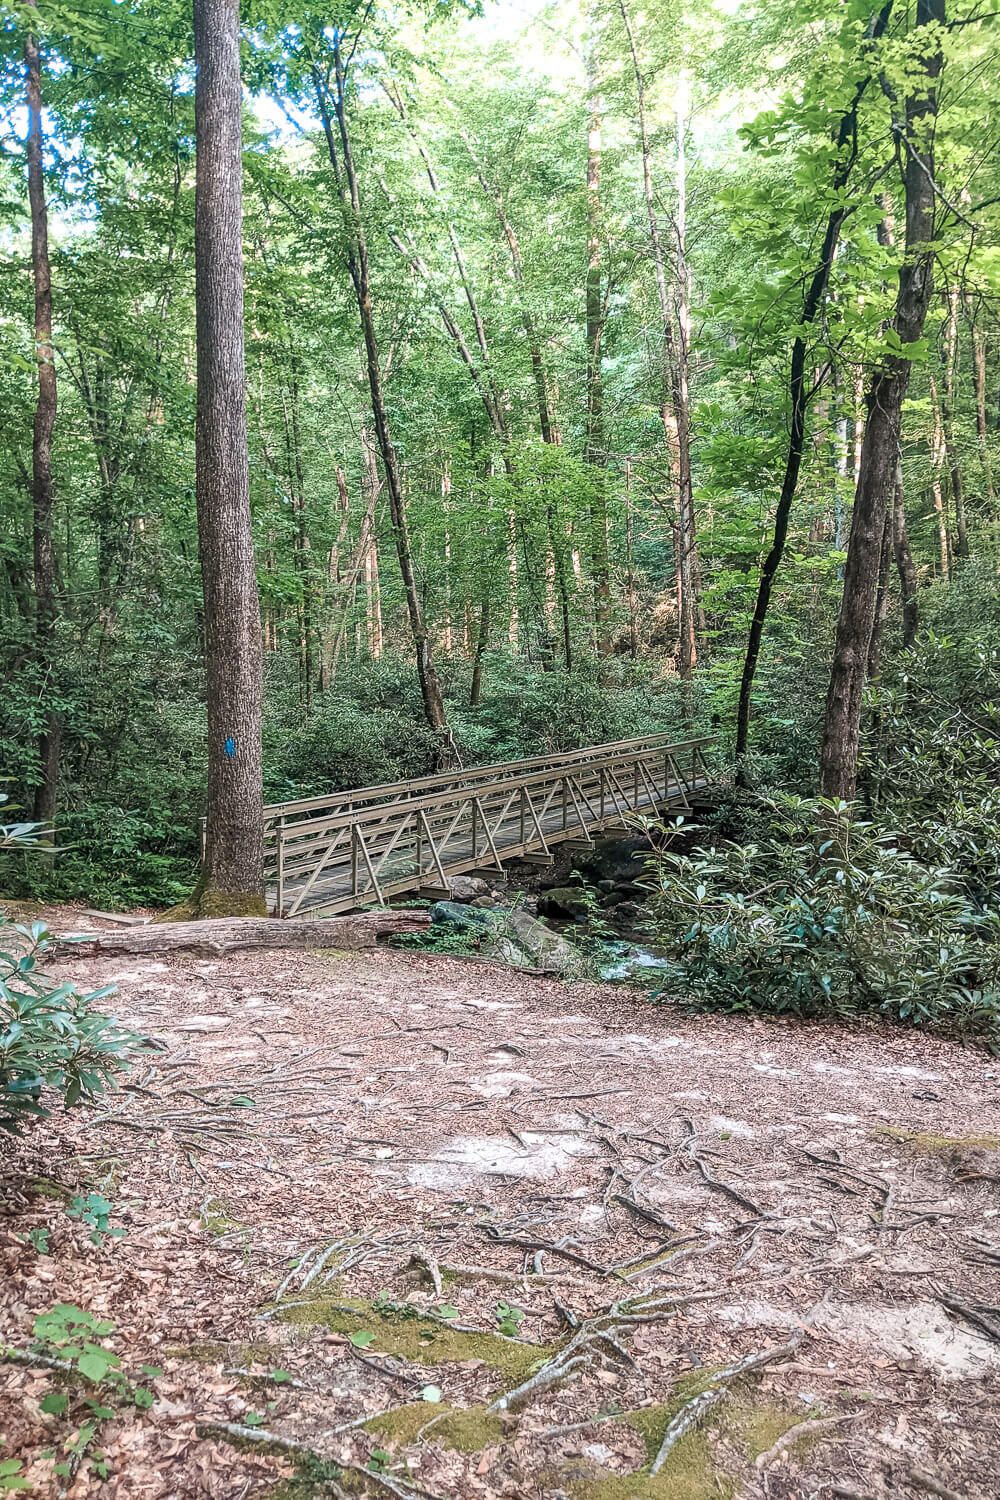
[1,904,999,1498]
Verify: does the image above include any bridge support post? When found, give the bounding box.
[276,816,286,918]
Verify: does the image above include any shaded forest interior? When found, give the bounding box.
[0,0,997,918]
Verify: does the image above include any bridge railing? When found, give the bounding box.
[263,732,708,832]
[265,734,715,918]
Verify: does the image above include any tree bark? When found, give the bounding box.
[53,909,431,959]
[733,1,894,765]
[966,299,995,503]
[941,285,968,558]
[192,0,266,914]
[25,24,61,825]
[892,460,919,647]
[820,0,944,802]
[928,373,952,579]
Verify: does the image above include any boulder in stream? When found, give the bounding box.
[430,900,588,978]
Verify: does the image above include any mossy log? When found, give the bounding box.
[52,910,430,959]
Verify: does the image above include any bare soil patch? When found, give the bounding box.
[2,906,999,1499]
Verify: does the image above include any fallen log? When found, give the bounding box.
[51,910,430,959]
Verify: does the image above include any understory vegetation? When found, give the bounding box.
[642,571,1000,1042]
[0,0,998,1042]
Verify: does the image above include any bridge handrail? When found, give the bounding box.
[265,735,716,879]
[267,733,717,915]
[263,732,712,830]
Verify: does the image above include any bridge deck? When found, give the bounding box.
[262,734,715,918]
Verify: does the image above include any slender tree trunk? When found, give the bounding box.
[624,459,639,658]
[671,75,701,676]
[280,366,312,706]
[25,24,61,825]
[867,510,892,680]
[619,0,701,677]
[442,464,454,655]
[318,465,352,689]
[733,1,894,765]
[967,302,995,504]
[820,0,943,802]
[942,285,968,558]
[362,430,384,659]
[191,0,265,914]
[584,39,611,658]
[470,598,489,707]
[315,39,455,763]
[892,459,919,647]
[928,374,952,580]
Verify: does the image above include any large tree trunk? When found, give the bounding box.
[732,1,893,765]
[25,25,61,825]
[191,0,266,915]
[820,0,944,802]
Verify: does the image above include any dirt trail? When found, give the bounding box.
[2,913,999,1499]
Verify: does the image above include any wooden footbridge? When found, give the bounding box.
[262,733,715,918]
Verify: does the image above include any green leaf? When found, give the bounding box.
[40,1391,69,1415]
[77,1351,117,1382]
[349,1330,375,1349]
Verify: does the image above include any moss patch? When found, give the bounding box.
[277,1296,551,1380]
[364,1402,503,1453]
[200,1195,246,1239]
[167,1339,278,1365]
[624,1371,724,1463]
[159,888,268,921]
[568,1434,733,1500]
[30,1175,72,1202]
[561,1373,736,1500]
[874,1125,1000,1153]
[731,1402,808,1460]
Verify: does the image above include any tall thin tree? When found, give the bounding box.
[584,32,612,658]
[191,0,266,914]
[24,17,60,824]
[820,0,945,801]
[312,30,455,762]
[733,1,894,765]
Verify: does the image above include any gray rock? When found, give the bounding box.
[446,875,491,902]
[430,900,499,932]
[495,908,589,978]
[537,886,591,922]
[470,895,496,909]
[429,901,588,978]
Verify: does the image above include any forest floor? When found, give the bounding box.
[2,905,1000,1500]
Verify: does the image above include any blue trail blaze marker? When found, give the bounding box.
[224,736,236,759]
